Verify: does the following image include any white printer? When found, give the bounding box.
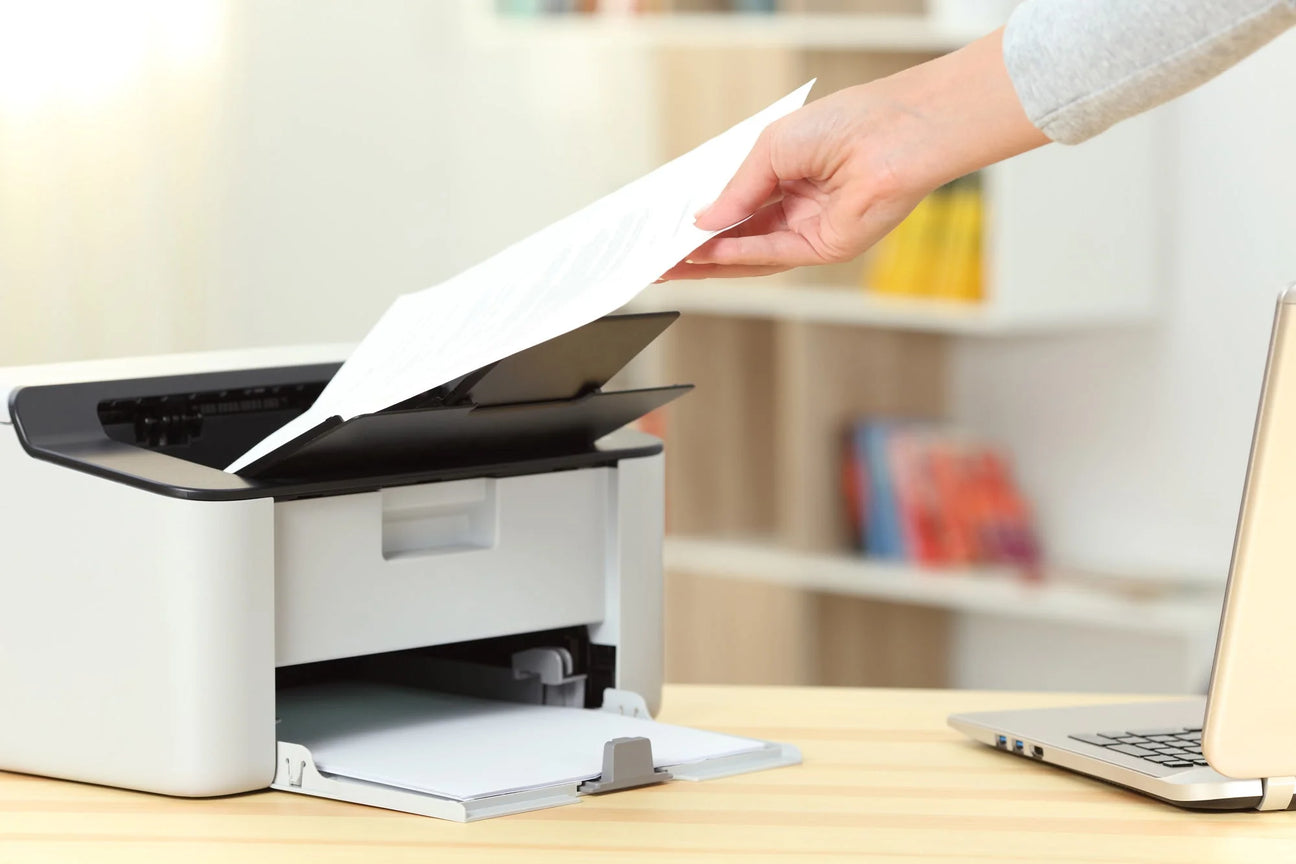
[0,312,798,821]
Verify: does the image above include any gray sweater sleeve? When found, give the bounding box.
[1003,0,1296,144]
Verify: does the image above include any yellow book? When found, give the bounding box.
[931,178,983,302]
[869,193,937,296]
[905,189,948,297]
[955,180,985,302]
[928,186,963,300]
[865,203,916,295]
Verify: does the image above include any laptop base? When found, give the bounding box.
[949,699,1272,811]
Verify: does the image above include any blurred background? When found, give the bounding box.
[3,0,1294,694]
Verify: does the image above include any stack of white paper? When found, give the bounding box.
[276,682,766,801]
[227,81,814,473]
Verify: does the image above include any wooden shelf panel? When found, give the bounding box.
[663,535,1222,633]
[632,280,992,333]
[630,280,1156,334]
[481,13,983,53]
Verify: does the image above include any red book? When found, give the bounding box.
[928,438,974,565]
[842,428,866,551]
[889,428,943,566]
[980,450,1043,577]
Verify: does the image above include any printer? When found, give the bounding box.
[0,311,798,821]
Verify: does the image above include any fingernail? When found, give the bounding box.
[653,278,665,283]
[684,259,695,264]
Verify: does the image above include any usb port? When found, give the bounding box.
[996,735,1008,749]
[1013,739,1025,754]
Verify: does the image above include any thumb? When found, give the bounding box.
[694,127,779,232]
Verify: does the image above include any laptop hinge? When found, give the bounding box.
[1259,776,1296,811]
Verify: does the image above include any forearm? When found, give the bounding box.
[1005,0,1296,144]
[875,27,1049,194]
[681,29,1050,277]
[673,0,1296,280]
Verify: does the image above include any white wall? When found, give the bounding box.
[0,2,230,362]
[951,29,1296,582]
[0,1,655,364]
[207,1,657,351]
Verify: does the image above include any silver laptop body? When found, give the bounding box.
[949,286,1296,812]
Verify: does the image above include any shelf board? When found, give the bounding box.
[479,13,985,53]
[663,536,1222,634]
[629,280,1154,334]
[630,280,997,333]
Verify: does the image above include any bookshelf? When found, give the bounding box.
[484,1,1182,692]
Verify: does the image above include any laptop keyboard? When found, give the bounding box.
[1068,726,1207,768]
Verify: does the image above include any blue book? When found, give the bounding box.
[857,422,903,560]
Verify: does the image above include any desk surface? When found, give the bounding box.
[3,685,1294,863]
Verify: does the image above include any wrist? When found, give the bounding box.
[869,27,1049,195]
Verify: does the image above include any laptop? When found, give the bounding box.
[949,285,1296,812]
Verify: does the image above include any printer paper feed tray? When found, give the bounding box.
[238,385,689,480]
[273,683,800,821]
[235,310,689,480]
[439,310,678,408]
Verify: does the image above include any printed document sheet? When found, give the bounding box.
[276,683,766,801]
[227,81,814,473]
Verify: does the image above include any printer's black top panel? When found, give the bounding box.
[8,365,668,501]
[6,313,685,501]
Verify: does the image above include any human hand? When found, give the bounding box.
[662,85,931,280]
[660,28,1047,281]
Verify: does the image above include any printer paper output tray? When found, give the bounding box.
[272,683,801,822]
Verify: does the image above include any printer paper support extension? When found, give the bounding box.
[271,689,800,822]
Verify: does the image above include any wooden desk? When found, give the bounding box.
[3,686,1294,863]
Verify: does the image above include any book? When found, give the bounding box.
[864,174,984,303]
[854,422,904,560]
[845,419,1040,573]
